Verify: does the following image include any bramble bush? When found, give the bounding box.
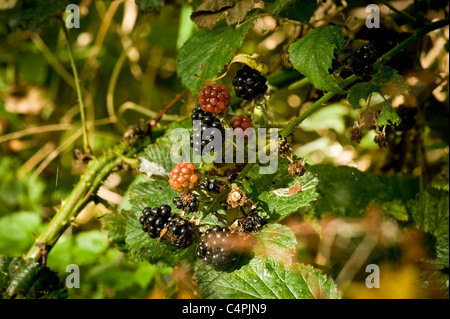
[0,0,448,299]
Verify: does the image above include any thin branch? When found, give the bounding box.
[0,123,76,144]
[149,89,189,127]
[58,18,91,154]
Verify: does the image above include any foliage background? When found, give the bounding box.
[0,0,448,298]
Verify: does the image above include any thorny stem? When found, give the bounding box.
[59,18,91,155]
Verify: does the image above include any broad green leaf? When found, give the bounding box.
[177,19,253,94]
[347,66,409,109]
[254,224,297,261]
[289,26,345,93]
[243,158,319,222]
[406,189,449,269]
[196,256,340,299]
[138,144,174,175]
[72,231,109,266]
[306,164,420,218]
[0,257,67,299]
[101,210,130,252]
[378,101,402,126]
[268,0,317,22]
[135,0,165,13]
[0,211,46,256]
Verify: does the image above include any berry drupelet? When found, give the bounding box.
[173,193,199,213]
[351,43,379,77]
[196,226,238,268]
[139,205,173,239]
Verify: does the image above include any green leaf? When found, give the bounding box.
[289,25,345,93]
[268,0,317,22]
[0,257,67,299]
[195,256,340,299]
[406,189,449,269]
[347,66,409,109]
[306,164,420,218]
[135,0,165,13]
[177,19,253,94]
[243,158,319,222]
[138,144,174,176]
[0,212,46,256]
[378,101,402,126]
[254,224,297,261]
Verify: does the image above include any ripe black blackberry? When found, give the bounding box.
[240,213,266,233]
[196,226,238,268]
[173,193,199,213]
[139,204,173,239]
[203,178,220,193]
[328,53,342,74]
[167,216,195,248]
[351,43,379,77]
[191,105,224,155]
[232,65,268,100]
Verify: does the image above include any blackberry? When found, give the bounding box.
[203,178,220,193]
[229,116,252,139]
[199,84,231,114]
[240,213,266,233]
[278,135,290,157]
[328,54,342,74]
[139,204,173,239]
[191,105,224,156]
[232,65,268,100]
[169,162,199,193]
[173,193,199,213]
[196,226,238,268]
[167,216,195,248]
[351,43,379,77]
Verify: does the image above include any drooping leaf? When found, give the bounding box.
[196,256,340,299]
[378,101,402,126]
[406,189,449,269]
[191,0,258,29]
[268,0,317,22]
[289,25,345,93]
[0,257,67,299]
[347,66,409,109]
[177,19,253,94]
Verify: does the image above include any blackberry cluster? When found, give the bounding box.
[240,213,266,233]
[328,53,342,74]
[203,179,220,193]
[173,193,199,213]
[199,84,231,114]
[351,43,379,77]
[167,216,195,248]
[232,65,268,100]
[169,162,199,193]
[196,226,238,268]
[191,105,224,156]
[139,205,173,239]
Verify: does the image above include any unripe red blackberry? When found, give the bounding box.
[167,216,195,248]
[229,116,252,131]
[139,205,173,239]
[232,65,268,100]
[199,84,231,114]
[169,162,199,193]
[196,226,238,268]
